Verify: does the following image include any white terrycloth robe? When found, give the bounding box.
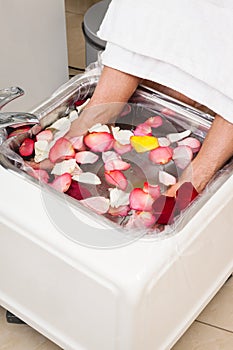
[98,0,233,123]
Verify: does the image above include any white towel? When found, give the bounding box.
[98,0,233,123]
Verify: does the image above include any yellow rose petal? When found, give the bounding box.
[130,135,159,153]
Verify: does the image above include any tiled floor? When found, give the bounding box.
[0,1,233,349]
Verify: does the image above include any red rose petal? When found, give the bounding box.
[152,195,176,224]
[19,138,35,157]
[105,170,128,190]
[8,126,31,138]
[66,180,91,200]
[149,146,173,165]
[49,173,72,193]
[74,99,87,107]
[49,137,75,163]
[84,132,114,152]
[129,188,154,212]
[176,182,199,211]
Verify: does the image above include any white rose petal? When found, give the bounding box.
[159,171,177,186]
[111,126,134,145]
[69,110,79,122]
[109,188,130,208]
[72,172,101,185]
[76,98,90,114]
[34,140,49,163]
[167,130,191,143]
[51,159,77,175]
[102,151,120,163]
[88,123,110,133]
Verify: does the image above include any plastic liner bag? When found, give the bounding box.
[0,62,233,242]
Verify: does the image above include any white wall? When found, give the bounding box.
[0,0,69,112]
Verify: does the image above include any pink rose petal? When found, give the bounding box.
[102,151,120,163]
[84,132,114,152]
[134,123,152,136]
[49,137,75,163]
[108,205,130,217]
[75,151,99,164]
[149,146,173,165]
[143,182,161,200]
[145,115,163,128]
[104,159,131,171]
[70,136,85,151]
[36,130,53,142]
[49,173,72,193]
[19,138,35,157]
[30,169,49,183]
[105,170,128,190]
[113,141,132,155]
[159,171,177,186]
[129,188,154,212]
[126,210,156,229]
[172,145,193,169]
[80,197,110,215]
[177,137,201,153]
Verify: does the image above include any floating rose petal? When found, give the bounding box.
[69,110,79,122]
[176,182,199,211]
[51,159,77,176]
[49,137,75,163]
[149,146,173,165]
[34,140,49,163]
[134,123,152,136]
[129,188,154,212]
[80,197,110,215]
[152,195,176,224]
[74,99,87,107]
[26,158,54,171]
[113,141,132,155]
[158,137,171,147]
[109,188,130,208]
[49,173,72,193]
[49,117,71,132]
[30,169,49,183]
[172,145,193,169]
[111,126,134,145]
[19,138,35,157]
[73,172,101,185]
[119,103,131,117]
[143,182,161,200]
[177,137,201,153]
[108,205,130,217]
[159,171,177,186]
[88,123,110,133]
[105,159,131,171]
[167,130,191,143]
[105,170,128,190]
[102,151,120,163]
[130,135,159,153]
[126,210,156,229]
[8,126,31,138]
[75,151,99,164]
[84,132,114,152]
[75,98,90,114]
[70,136,85,151]
[145,115,163,128]
[161,108,176,116]
[66,180,91,200]
[36,130,53,142]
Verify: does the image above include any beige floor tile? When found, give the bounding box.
[65,12,86,69]
[172,321,233,350]
[65,0,100,15]
[0,307,61,350]
[197,276,233,332]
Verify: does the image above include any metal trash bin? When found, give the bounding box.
[83,1,110,66]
